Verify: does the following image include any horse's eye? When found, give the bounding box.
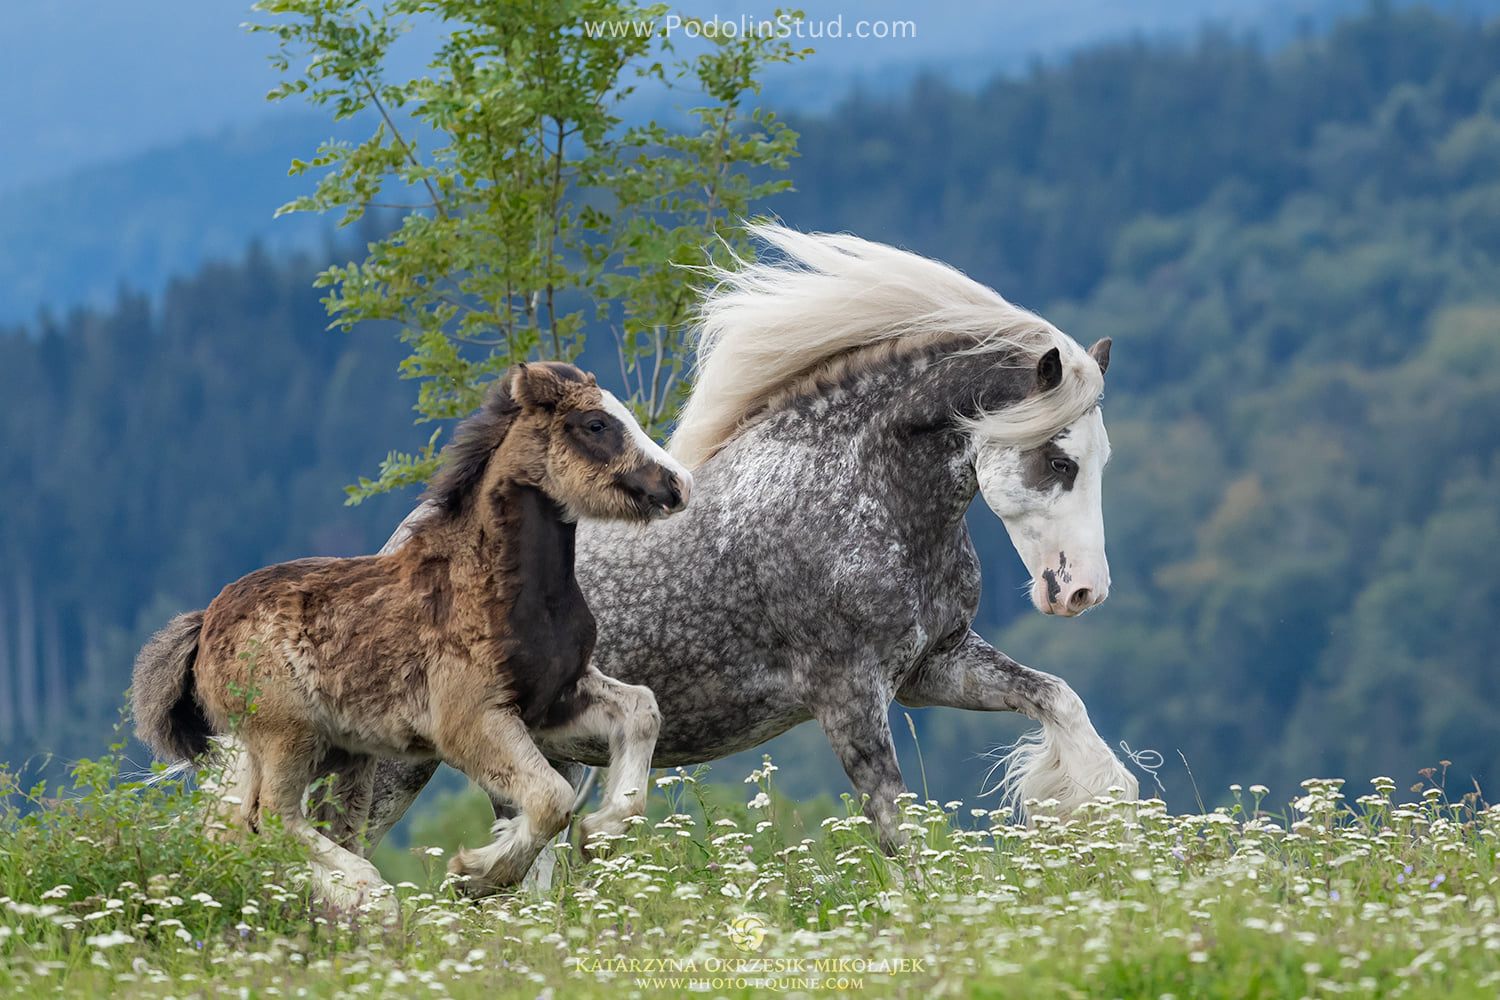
[1050,458,1075,476]
[588,420,606,434]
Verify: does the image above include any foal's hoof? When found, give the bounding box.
[308,863,400,922]
[447,850,523,899]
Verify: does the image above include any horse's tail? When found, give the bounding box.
[131,610,215,763]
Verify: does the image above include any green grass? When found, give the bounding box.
[3,749,1499,999]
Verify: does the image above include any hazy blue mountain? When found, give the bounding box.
[4,0,1499,324]
[0,0,1431,193]
[0,113,349,326]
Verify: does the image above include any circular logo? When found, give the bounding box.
[727,914,767,952]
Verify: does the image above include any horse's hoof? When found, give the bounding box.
[578,828,615,862]
[360,889,401,923]
[578,810,639,860]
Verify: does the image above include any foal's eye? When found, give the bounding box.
[1050,458,1076,476]
[587,420,607,434]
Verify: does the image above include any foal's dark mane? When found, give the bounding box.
[421,383,522,518]
[420,363,600,520]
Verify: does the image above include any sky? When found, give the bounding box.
[0,0,1365,198]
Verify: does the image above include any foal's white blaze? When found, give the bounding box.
[975,407,1111,617]
[600,389,694,509]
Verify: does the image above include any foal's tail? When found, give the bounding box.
[131,610,215,763]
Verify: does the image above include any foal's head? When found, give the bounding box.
[426,362,692,523]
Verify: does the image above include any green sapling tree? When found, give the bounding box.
[249,0,808,500]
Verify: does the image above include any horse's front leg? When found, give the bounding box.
[802,679,909,854]
[896,629,1138,815]
[531,667,660,852]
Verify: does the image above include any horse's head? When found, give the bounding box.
[971,339,1112,617]
[505,362,692,522]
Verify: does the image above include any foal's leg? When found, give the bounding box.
[489,760,587,894]
[438,707,576,897]
[895,629,1138,814]
[252,734,395,915]
[197,738,261,839]
[306,748,379,853]
[531,668,660,851]
[488,759,588,823]
[801,677,910,854]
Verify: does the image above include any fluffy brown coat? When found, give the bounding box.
[132,362,688,904]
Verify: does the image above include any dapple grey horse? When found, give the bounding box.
[357,225,1137,859]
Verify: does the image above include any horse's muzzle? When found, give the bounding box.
[1033,569,1109,616]
[621,466,692,517]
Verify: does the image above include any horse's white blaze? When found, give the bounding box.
[600,389,693,507]
[975,407,1110,617]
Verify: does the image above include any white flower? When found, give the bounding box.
[748,792,771,810]
[86,930,135,949]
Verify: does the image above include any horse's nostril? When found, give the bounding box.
[647,474,686,514]
[1068,588,1093,612]
[664,472,690,511]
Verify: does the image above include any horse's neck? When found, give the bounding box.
[775,352,998,530]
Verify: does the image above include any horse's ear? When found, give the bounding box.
[510,362,568,410]
[1088,337,1111,376]
[1036,347,1064,392]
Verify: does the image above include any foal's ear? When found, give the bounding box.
[1035,347,1064,392]
[1088,337,1111,376]
[510,362,569,410]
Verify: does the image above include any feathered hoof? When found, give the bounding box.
[577,812,632,861]
[308,862,400,922]
[447,848,525,899]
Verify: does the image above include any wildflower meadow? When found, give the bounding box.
[1,744,1497,999]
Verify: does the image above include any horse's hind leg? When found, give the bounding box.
[251,734,395,916]
[437,707,575,897]
[802,679,910,854]
[365,757,442,852]
[531,668,660,851]
[895,629,1138,815]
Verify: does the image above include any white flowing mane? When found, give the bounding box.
[667,224,1106,469]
